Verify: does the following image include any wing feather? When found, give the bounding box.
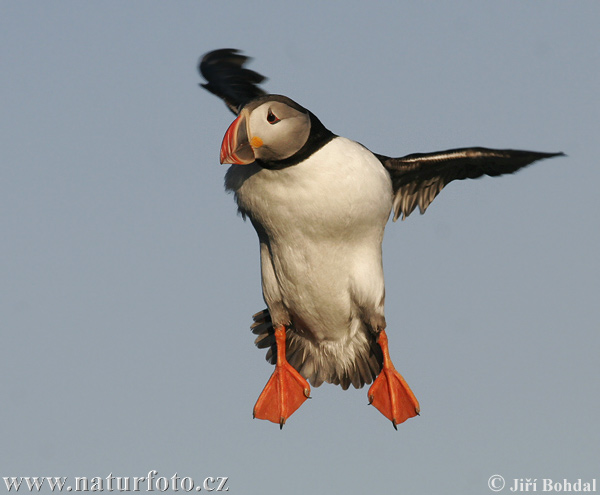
[198,48,267,114]
[376,148,565,220]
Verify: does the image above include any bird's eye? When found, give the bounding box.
[267,110,280,124]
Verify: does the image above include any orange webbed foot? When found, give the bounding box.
[368,330,420,429]
[253,325,311,428]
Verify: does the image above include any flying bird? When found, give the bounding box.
[198,48,563,429]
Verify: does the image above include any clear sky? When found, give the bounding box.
[2,2,599,494]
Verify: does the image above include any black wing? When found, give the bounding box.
[199,49,267,115]
[376,148,565,221]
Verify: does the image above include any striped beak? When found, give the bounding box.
[220,112,255,165]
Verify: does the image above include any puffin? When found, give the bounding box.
[198,48,563,429]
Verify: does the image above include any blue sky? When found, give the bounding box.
[2,2,599,494]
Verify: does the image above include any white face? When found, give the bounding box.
[247,101,311,162]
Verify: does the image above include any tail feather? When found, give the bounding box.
[251,308,383,389]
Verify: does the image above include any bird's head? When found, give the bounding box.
[220,95,312,165]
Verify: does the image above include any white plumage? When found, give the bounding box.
[226,137,392,388]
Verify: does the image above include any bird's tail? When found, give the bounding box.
[250,309,383,390]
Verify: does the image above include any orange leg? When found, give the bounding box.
[253,325,311,428]
[368,329,420,429]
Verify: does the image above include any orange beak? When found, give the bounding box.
[220,113,255,165]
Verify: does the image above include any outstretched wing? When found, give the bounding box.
[376,148,565,221]
[199,48,268,114]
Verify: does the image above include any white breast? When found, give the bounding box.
[226,137,393,343]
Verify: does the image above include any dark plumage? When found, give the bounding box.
[376,148,565,220]
[199,49,267,115]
